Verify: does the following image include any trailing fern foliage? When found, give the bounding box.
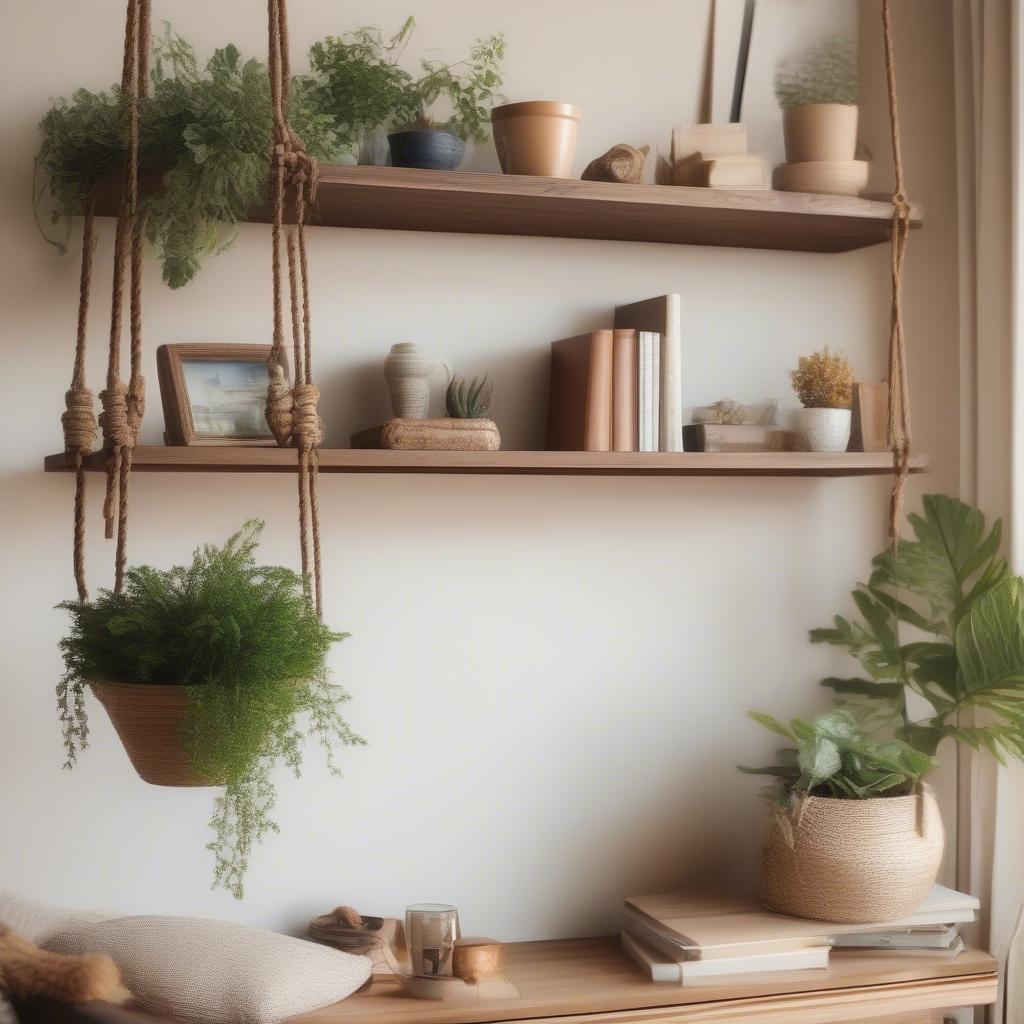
[58,521,364,899]
[37,28,341,288]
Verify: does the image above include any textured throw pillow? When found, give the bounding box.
[0,891,110,945]
[49,915,372,1024]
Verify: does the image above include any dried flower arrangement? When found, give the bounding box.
[791,348,853,409]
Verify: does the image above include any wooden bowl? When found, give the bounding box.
[773,160,870,197]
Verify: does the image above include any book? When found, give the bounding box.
[682,423,800,453]
[546,331,614,451]
[622,906,825,962]
[637,332,656,452]
[849,381,889,452]
[624,886,979,956]
[672,152,770,189]
[611,329,638,452]
[614,295,682,452]
[622,930,830,984]
[849,937,966,960]
[832,925,959,950]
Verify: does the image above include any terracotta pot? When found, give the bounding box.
[761,792,944,923]
[491,101,581,177]
[90,682,214,787]
[783,104,858,163]
[794,407,851,453]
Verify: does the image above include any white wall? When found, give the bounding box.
[0,0,960,940]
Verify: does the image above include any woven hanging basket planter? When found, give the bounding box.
[90,683,215,788]
[760,791,944,924]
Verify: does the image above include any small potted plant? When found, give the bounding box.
[387,32,506,170]
[790,347,853,452]
[741,711,941,923]
[775,37,859,164]
[57,521,364,899]
[490,101,582,178]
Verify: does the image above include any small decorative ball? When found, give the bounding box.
[452,938,503,983]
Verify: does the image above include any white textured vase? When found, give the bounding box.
[795,407,851,453]
[383,343,452,419]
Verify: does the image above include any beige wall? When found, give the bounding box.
[0,1,961,939]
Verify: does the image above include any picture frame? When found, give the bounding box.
[156,343,287,446]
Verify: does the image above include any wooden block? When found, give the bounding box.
[671,123,748,164]
[848,382,889,452]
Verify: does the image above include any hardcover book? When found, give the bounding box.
[546,330,614,451]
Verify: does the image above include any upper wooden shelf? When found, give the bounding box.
[97,166,922,253]
[44,447,929,477]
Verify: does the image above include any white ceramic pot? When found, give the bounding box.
[383,343,452,420]
[783,104,858,163]
[795,408,851,453]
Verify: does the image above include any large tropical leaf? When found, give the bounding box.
[957,577,1024,693]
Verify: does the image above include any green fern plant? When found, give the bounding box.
[446,373,494,418]
[57,521,364,899]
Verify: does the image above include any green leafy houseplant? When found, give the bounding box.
[775,37,859,109]
[740,710,936,804]
[58,521,364,899]
[37,27,340,288]
[811,493,1024,763]
[446,374,494,418]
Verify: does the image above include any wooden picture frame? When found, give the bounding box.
[156,343,286,447]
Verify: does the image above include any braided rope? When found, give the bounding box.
[100,0,150,593]
[266,0,325,618]
[881,0,914,543]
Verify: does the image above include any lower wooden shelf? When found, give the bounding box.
[43,448,929,477]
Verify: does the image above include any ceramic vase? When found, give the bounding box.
[388,130,466,171]
[761,791,944,923]
[783,104,858,163]
[795,407,851,453]
[384,343,452,420]
[491,101,581,177]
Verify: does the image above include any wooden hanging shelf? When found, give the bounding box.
[44,447,929,477]
[94,166,922,253]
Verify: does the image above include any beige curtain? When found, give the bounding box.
[955,0,1024,1020]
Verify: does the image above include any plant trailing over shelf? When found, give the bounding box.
[791,347,853,409]
[57,520,364,899]
[446,373,494,418]
[775,36,859,109]
[740,709,936,804]
[36,27,340,288]
[811,493,1024,762]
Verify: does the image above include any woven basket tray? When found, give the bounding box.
[90,682,214,788]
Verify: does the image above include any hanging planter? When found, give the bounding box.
[58,523,364,899]
[90,683,212,788]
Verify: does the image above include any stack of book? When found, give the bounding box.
[622,886,979,985]
[669,124,770,190]
[546,295,682,453]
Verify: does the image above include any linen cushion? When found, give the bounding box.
[0,890,110,945]
[49,915,372,1024]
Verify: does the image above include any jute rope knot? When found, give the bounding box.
[62,388,98,456]
[291,383,323,450]
[98,383,132,452]
[265,360,294,445]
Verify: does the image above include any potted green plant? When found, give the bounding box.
[790,347,853,452]
[742,494,1024,923]
[775,37,859,164]
[57,521,364,900]
[387,31,506,170]
[741,710,941,923]
[36,28,341,289]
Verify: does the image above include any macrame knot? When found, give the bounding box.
[265,360,294,445]
[62,387,97,457]
[291,382,323,451]
[98,383,132,451]
[891,191,912,224]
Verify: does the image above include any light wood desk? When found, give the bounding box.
[301,937,997,1024]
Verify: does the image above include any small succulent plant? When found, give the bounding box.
[790,348,853,409]
[775,36,859,109]
[446,374,494,418]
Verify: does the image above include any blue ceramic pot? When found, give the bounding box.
[388,129,466,171]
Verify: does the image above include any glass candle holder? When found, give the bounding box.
[405,904,460,977]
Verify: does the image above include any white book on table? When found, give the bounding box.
[833,925,960,950]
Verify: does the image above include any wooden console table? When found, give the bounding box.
[14,937,998,1024]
